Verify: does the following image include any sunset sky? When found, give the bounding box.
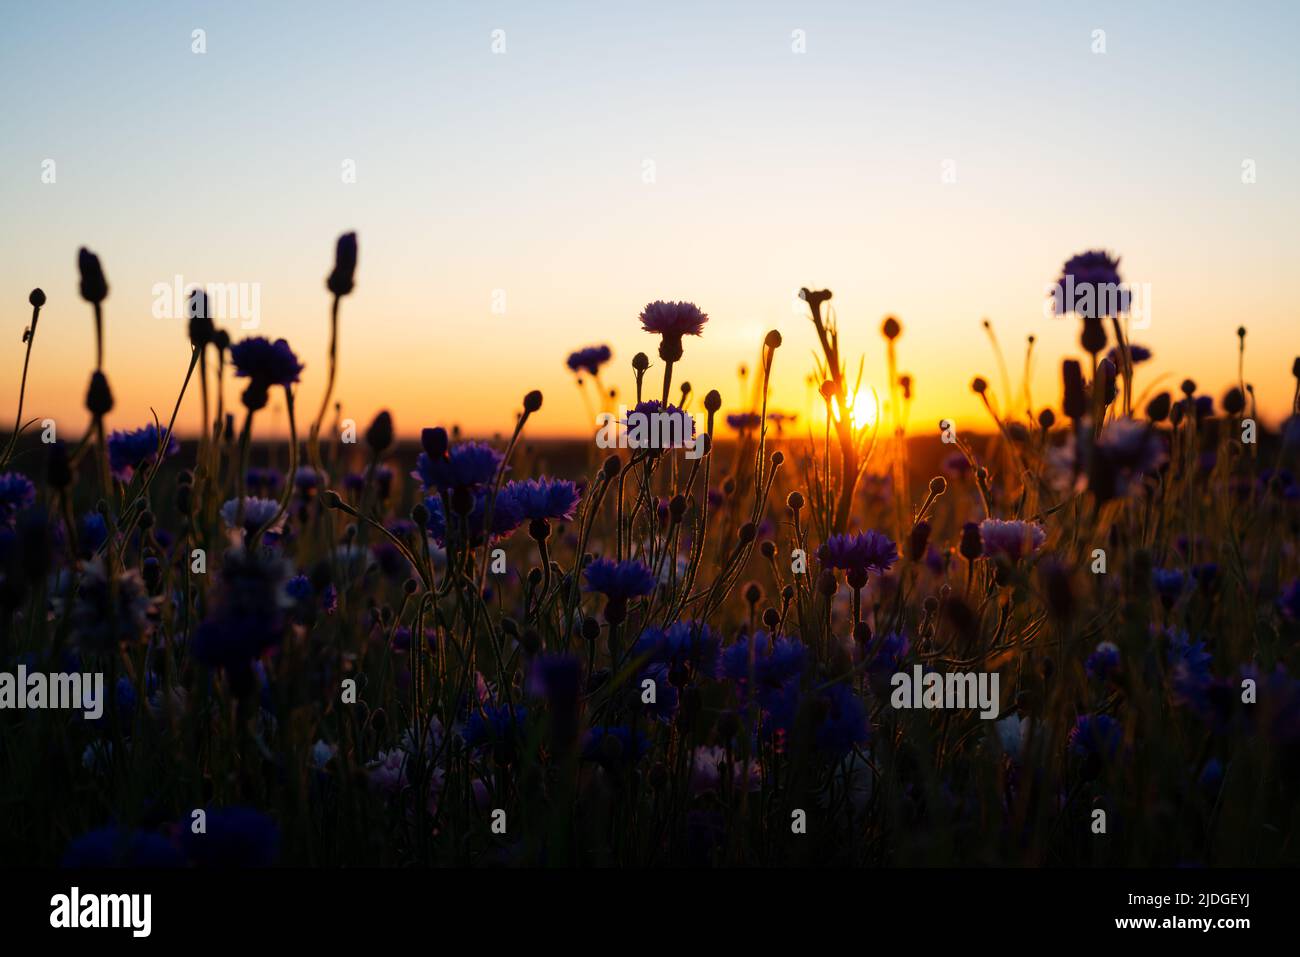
[2,1,1297,441]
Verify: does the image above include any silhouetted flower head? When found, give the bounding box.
[1152,568,1186,604]
[813,682,871,758]
[220,497,285,537]
[1067,713,1122,759]
[106,424,179,482]
[582,725,650,768]
[818,530,899,575]
[192,548,290,684]
[464,704,527,760]
[230,336,303,388]
[0,472,36,525]
[639,300,708,338]
[1085,641,1121,681]
[77,247,108,303]
[68,560,153,652]
[422,489,522,547]
[978,519,1046,563]
[326,232,358,297]
[623,400,697,451]
[1108,343,1152,366]
[634,620,723,680]
[727,412,762,431]
[639,300,709,362]
[584,557,656,601]
[245,467,284,495]
[722,631,806,697]
[566,345,612,375]
[1280,580,1300,622]
[504,477,580,522]
[1053,250,1128,318]
[413,441,503,492]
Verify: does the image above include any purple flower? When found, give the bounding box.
[412,441,503,492]
[1067,713,1122,759]
[978,519,1046,563]
[106,424,179,482]
[583,558,656,601]
[623,400,697,451]
[1085,641,1121,680]
[819,530,900,575]
[722,631,806,698]
[638,300,708,338]
[504,477,580,522]
[423,489,522,547]
[813,683,871,758]
[230,336,303,388]
[1107,343,1152,365]
[1152,568,1186,604]
[633,620,723,680]
[1052,250,1129,318]
[220,497,285,537]
[726,412,763,432]
[566,345,612,376]
[1280,580,1300,622]
[582,726,650,768]
[0,472,36,524]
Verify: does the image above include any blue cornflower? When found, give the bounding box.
[813,683,871,758]
[639,664,680,723]
[285,574,313,602]
[230,336,303,388]
[584,557,656,624]
[505,477,580,522]
[1279,580,1300,622]
[624,400,697,451]
[638,300,708,338]
[1068,713,1122,759]
[567,344,612,376]
[818,530,899,575]
[464,703,527,752]
[79,511,108,553]
[1152,568,1186,605]
[0,472,36,524]
[423,489,523,547]
[582,725,650,768]
[181,806,280,867]
[584,557,656,600]
[192,549,288,689]
[722,631,806,698]
[293,466,323,494]
[245,466,284,494]
[726,412,763,432]
[1085,641,1121,681]
[219,496,285,537]
[62,826,184,868]
[1166,629,1213,682]
[866,630,910,675]
[1107,343,1152,366]
[106,425,179,482]
[1053,250,1128,317]
[634,620,723,680]
[412,441,503,492]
